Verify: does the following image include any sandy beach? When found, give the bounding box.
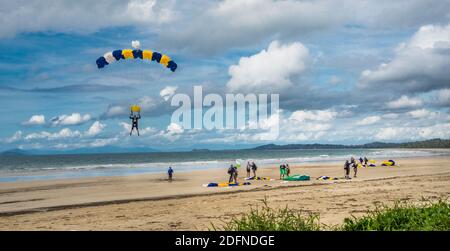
[0,155,449,230]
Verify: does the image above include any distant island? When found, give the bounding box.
[2,138,449,156]
[252,138,450,150]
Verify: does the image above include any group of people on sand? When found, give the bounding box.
[279,163,291,180]
[227,161,259,183]
[344,156,368,179]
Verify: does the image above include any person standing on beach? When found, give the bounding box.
[246,161,251,178]
[353,162,358,178]
[364,157,368,167]
[228,165,238,183]
[251,161,258,178]
[168,166,174,181]
[344,160,351,179]
[280,164,287,180]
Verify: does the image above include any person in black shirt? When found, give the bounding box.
[129,112,141,136]
[344,160,351,179]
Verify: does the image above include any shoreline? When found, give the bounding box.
[1,148,449,183]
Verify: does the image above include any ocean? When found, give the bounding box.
[0,149,448,182]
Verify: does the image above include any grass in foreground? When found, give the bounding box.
[212,198,450,231]
[210,198,321,231]
[340,199,450,231]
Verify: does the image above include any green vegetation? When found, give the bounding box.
[213,199,450,231]
[211,198,321,231]
[340,199,450,231]
[253,138,450,150]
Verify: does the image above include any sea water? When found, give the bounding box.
[0,149,448,182]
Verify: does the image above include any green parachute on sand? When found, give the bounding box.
[283,175,310,181]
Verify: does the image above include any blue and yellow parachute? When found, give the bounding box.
[96,47,177,72]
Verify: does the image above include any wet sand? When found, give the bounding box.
[0,156,449,230]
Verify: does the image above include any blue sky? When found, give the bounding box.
[1,0,450,152]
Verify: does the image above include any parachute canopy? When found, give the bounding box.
[96,48,177,72]
[130,105,141,113]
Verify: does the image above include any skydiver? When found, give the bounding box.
[129,112,141,136]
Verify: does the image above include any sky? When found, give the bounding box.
[1,0,450,152]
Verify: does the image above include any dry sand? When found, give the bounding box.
[0,156,449,230]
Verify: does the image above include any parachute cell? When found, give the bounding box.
[131,105,141,113]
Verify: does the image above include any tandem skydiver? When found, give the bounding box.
[129,111,141,136]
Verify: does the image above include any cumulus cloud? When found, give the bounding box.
[359,24,450,94]
[160,0,450,54]
[160,0,341,53]
[385,95,423,109]
[356,116,381,126]
[5,131,23,143]
[21,121,105,142]
[375,123,450,141]
[166,122,184,134]
[85,121,106,137]
[374,127,402,141]
[22,115,46,125]
[50,113,91,127]
[160,86,178,101]
[227,41,309,92]
[289,109,337,122]
[25,128,82,140]
[103,105,128,118]
[0,0,175,38]
[407,109,438,119]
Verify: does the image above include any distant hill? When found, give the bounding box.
[253,138,450,150]
[1,146,160,156]
[0,148,31,156]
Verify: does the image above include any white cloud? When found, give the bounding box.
[161,0,342,53]
[227,41,309,92]
[407,109,438,119]
[166,122,184,134]
[382,113,400,119]
[160,86,178,101]
[161,0,450,54]
[85,121,106,137]
[359,24,450,93]
[375,127,404,141]
[356,116,381,126]
[103,105,128,118]
[0,0,175,38]
[25,128,82,140]
[5,131,23,143]
[375,123,450,141]
[385,95,423,109]
[51,113,91,127]
[89,137,119,148]
[289,109,337,122]
[22,115,46,125]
